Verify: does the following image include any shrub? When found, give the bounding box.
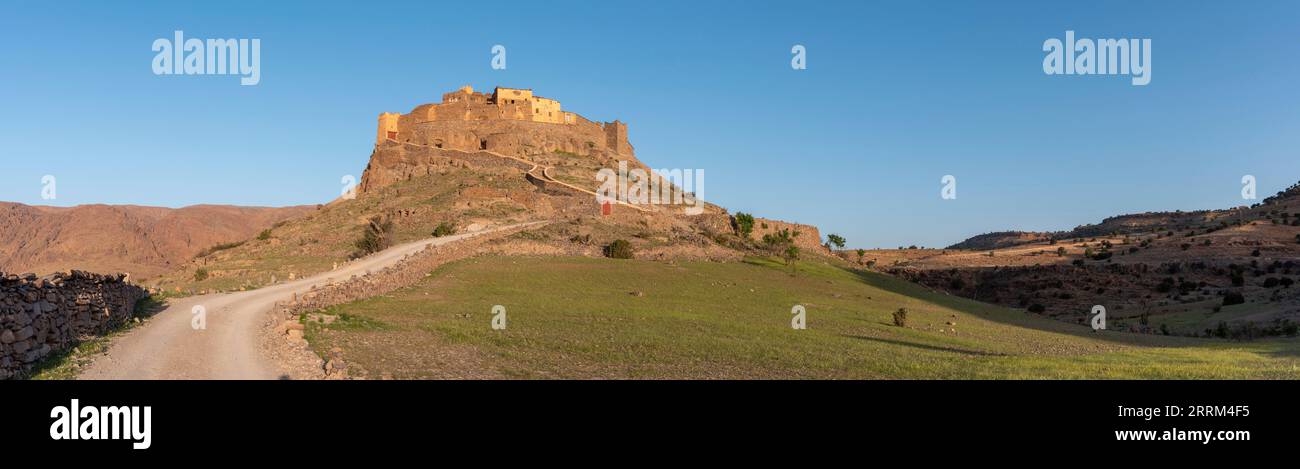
[1180,243,1191,251]
[1251,249,1262,257]
[194,268,209,282]
[353,215,394,257]
[196,240,245,258]
[855,248,866,264]
[432,222,456,237]
[892,308,908,327]
[1222,291,1246,306]
[1056,247,1067,256]
[1028,304,1046,314]
[605,239,634,259]
[1263,277,1281,288]
[1214,321,1229,338]
[949,277,966,290]
[257,229,272,241]
[734,212,755,238]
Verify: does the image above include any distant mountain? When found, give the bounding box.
[946,231,1054,250]
[948,182,1300,250]
[0,202,314,279]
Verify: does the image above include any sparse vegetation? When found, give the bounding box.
[195,240,246,258]
[193,268,209,282]
[257,229,272,241]
[605,239,634,259]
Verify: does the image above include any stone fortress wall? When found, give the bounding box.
[0,271,146,379]
[375,85,633,160]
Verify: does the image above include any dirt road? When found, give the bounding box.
[79,223,536,380]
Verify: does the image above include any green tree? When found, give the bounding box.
[734,212,755,238]
[855,248,866,264]
[762,228,801,274]
[826,234,846,250]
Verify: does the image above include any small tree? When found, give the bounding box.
[855,248,866,264]
[892,308,908,327]
[1056,247,1066,256]
[826,234,846,250]
[354,215,394,257]
[782,245,800,274]
[762,228,801,274]
[734,212,755,238]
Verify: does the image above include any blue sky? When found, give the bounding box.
[1,0,1298,248]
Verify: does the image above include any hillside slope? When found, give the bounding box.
[299,255,1300,379]
[0,202,313,278]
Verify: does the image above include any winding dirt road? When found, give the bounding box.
[79,224,535,380]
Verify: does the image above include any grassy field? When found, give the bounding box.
[303,255,1300,379]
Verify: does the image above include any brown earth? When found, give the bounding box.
[846,183,1300,337]
[0,202,313,279]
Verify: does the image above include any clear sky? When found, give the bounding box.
[2,0,1298,248]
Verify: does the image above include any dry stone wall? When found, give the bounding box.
[0,270,146,379]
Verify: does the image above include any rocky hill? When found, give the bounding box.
[149,85,830,294]
[0,202,313,279]
[875,181,1300,337]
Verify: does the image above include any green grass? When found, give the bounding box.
[303,255,1300,379]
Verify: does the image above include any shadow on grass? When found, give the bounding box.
[835,265,1229,350]
[24,295,169,380]
[845,335,1008,357]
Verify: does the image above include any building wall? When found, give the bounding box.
[531,97,563,124]
[372,86,635,160]
[376,112,400,145]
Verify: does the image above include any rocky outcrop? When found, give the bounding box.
[0,270,147,379]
